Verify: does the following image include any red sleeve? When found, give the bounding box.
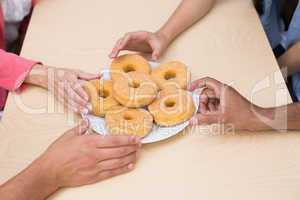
[0,49,39,91]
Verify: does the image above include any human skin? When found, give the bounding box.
[278,42,300,76]
[189,77,300,131]
[24,64,101,113]
[0,120,141,200]
[109,0,215,60]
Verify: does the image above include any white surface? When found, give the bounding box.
[83,92,199,144]
[82,62,200,144]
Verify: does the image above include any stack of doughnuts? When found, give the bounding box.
[84,54,196,138]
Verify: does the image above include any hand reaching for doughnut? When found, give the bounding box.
[25,64,101,113]
[109,31,170,61]
[188,77,267,131]
[38,119,141,188]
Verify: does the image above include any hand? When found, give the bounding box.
[109,31,170,61]
[37,120,141,188]
[25,64,101,113]
[188,77,268,131]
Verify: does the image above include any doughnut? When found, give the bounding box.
[84,80,119,117]
[105,106,153,137]
[110,54,151,82]
[151,61,191,90]
[112,71,158,108]
[148,88,196,126]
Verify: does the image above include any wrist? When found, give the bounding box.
[156,29,173,46]
[24,64,49,89]
[34,154,60,191]
[21,155,60,198]
[248,106,274,131]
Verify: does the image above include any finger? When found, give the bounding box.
[199,94,209,104]
[71,81,89,101]
[189,113,220,125]
[208,102,217,112]
[95,145,139,162]
[96,163,134,182]
[151,49,160,61]
[67,119,90,136]
[199,102,208,113]
[202,88,217,99]
[188,77,222,97]
[64,99,86,113]
[55,83,80,113]
[55,81,67,104]
[64,81,88,108]
[118,33,132,50]
[90,135,141,148]
[54,81,86,113]
[63,76,88,106]
[97,152,137,171]
[109,38,123,58]
[148,37,161,60]
[61,85,87,113]
[77,71,101,81]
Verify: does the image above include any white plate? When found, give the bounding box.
[81,62,200,144]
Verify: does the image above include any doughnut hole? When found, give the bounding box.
[164,98,176,108]
[123,112,133,121]
[123,65,135,73]
[164,70,176,80]
[99,89,110,98]
[129,80,141,89]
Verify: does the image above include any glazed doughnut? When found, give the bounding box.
[105,106,153,137]
[84,80,119,117]
[148,88,196,126]
[151,61,191,90]
[112,71,158,108]
[110,54,151,82]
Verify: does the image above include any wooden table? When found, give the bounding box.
[1,0,300,199]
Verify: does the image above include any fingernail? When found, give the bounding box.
[128,163,134,170]
[81,108,89,115]
[130,136,138,144]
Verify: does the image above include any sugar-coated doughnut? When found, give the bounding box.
[148,88,195,126]
[84,80,119,117]
[105,106,153,137]
[151,61,190,90]
[110,54,151,82]
[112,71,158,108]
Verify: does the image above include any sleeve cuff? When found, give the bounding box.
[0,50,40,91]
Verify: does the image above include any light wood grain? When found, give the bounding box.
[1,0,299,199]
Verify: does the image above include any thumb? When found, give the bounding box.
[78,70,101,81]
[151,49,160,61]
[67,119,90,137]
[149,38,162,61]
[189,113,219,126]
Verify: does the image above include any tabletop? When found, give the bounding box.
[1,0,300,199]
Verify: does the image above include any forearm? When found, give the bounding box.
[158,0,215,44]
[0,157,58,200]
[251,103,300,131]
[278,42,300,76]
